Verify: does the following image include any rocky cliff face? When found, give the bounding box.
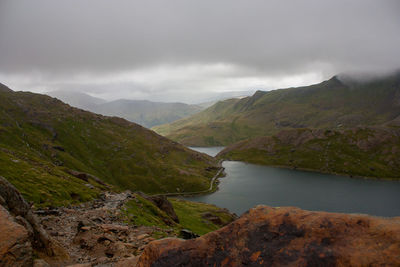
[137,205,400,266]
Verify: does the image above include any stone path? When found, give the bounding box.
[36,191,176,266]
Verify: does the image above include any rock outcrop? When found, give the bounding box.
[0,176,68,265]
[138,193,179,223]
[65,169,108,187]
[0,205,32,266]
[137,206,400,266]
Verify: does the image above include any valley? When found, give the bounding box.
[0,83,219,207]
[2,2,400,266]
[2,79,400,266]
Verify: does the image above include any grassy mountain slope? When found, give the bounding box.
[218,127,400,179]
[154,73,400,146]
[0,83,219,206]
[122,194,236,236]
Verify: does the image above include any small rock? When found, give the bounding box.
[137,234,149,240]
[180,229,199,239]
[84,184,94,189]
[100,224,129,233]
[80,226,91,231]
[144,237,156,243]
[201,212,223,225]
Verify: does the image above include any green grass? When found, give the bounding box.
[0,147,105,208]
[218,127,400,180]
[122,194,177,228]
[121,193,236,236]
[170,198,235,235]
[0,86,219,207]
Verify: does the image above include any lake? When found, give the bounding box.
[188,147,400,217]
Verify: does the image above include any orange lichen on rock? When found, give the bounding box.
[137,205,400,266]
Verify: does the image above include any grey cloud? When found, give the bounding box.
[0,0,399,100]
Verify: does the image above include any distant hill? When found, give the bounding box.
[218,127,400,180]
[46,91,203,128]
[47,90,107,110]
[0,83,219,207]
[153,73,400,146]
[91,99,203,128]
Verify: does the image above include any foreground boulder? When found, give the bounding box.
[0,176,68,265]
[0,205,32,266]
[137,206,400,266]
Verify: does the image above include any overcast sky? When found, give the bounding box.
[0,0,399,103]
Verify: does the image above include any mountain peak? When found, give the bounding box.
[0,83,12,92]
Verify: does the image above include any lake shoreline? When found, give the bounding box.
[186,160,400,217]
[219,158,400,182]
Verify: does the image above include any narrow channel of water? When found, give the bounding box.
[187,147,400,217]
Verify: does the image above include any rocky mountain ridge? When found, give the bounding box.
[154,72,400,146]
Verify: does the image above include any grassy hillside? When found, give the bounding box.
[0,83,219,206]
[218,127,400,179]
[154,73,400,146]
[122,194,236,236]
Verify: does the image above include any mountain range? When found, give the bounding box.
[154,72,400,146]
[46,90,204,128]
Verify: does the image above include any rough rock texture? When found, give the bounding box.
[38,191,176,266]
[0,176,68,263]
[137,206,400,267]
[0,205,32,266]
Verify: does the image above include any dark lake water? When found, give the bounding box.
[187,147,400,217]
